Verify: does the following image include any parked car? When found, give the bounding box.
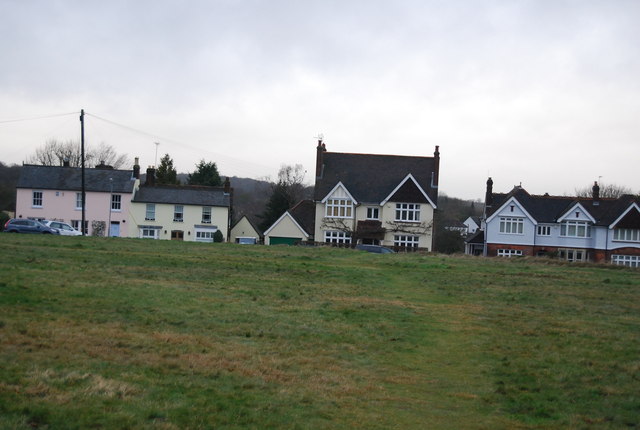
[355,244,395,254]
[42,220,82,236]
[3,219,60,234]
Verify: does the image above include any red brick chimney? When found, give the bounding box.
[431,145,440,188]
[145,167,156,186]
[133,157,140,179]
[224,177,231,194]
[592,181,600,205]
[485,177,493,207]
[315,138,326,179]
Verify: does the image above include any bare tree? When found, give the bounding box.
[26,139,129,169]
[575,182,635,199]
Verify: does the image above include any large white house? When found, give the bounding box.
[313,140,440,250]
[477,178,640,266]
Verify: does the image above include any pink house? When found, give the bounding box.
[15,160,140,237]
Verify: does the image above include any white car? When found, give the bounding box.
[43,220,82,236]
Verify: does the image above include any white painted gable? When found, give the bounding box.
[321,182,357,203]
[486,197,537,224]
[557,203,596,223]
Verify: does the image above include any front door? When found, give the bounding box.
[171,230,184,241]
[109,222,120,237]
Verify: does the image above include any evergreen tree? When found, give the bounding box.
[258,182,292,232]
[188,160,222,186]
[156,154,180,185]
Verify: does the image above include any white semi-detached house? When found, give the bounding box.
[476,178,640,266]
[128,168,232,242]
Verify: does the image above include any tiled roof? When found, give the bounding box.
[17,164,137,193]
[488,187,639,226]
[132,184,231,207]
[289,199,315,235]
[314,151,438,205]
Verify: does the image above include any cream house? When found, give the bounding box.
[128,172,232,242]
[313,140,440,250]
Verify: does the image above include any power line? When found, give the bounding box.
[0,111,79,124]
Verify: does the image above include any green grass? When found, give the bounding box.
[0,235,639,429]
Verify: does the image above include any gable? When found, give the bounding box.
[263,212,309,238]
[381,174,436,208]
[557,203,596,223]
[610,203,640,229]
[486,197,537,224]
[321,182,357,204]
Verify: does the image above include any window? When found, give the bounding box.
[324,231,351,244]
[366,207,380,220]
[145,204,156,221]
[612,255,640,268]
[395,203,420,222]
[75,192,83,210]
[499,217,524,234]
[537,225,551,236]
[33,191,43,207]
[71,220,88,235]
[394,235,419,248]
[613,228,640,242]
[326,199,353,218]
[111,194,122,211]
[559,249,587,262]
[202,207,212,224]
[497,249,523,257]
[140,228,159,239]
[560,221,591,238]
[174,205,184,222]
[195,229,216,242]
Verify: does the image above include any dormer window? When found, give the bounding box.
[326,198,353,218]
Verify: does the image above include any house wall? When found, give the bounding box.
[485,204,536,246]
[314,200,435,249]
[15,188,133,237]
[264,214,306,245]
[230,217,259,243]
[128,202,229,241]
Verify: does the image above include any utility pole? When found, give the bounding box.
[80,109,86,236]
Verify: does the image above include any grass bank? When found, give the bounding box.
[0,235,638,429]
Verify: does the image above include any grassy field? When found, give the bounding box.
[0,235,638,429]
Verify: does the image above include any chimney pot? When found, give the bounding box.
[145,167,156,186]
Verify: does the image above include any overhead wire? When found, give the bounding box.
[0,111,79,124]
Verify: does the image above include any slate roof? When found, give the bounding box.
[289,199,316,235]
[17,164,137,193]
[488,187,639,227]
[465,229,484,244]
[132,184,231,207]
[314,151,438,205]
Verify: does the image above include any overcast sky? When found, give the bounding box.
[1,0,638,200]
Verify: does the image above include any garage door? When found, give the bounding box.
[269,236,301,245]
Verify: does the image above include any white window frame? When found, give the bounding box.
[75,192,82,210]
[195,227,217,242]
[499,217,524,234]
[140,228,159,239]
[145,204,155,221]
[394,234,419,248]
[111,194,122,211]
[611,255,640,268]
[325,199,353,218]
[202,206,212,224]
[613,228,640,242]
[33,191,43,208]
[536,225,551,236]
[324,230,351,244]
[174,205,184,222]
[497,249,523,257]
[559,248,587,262]
[366,207,380,220]
[395,203,420,222]
[560,221,591,238]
